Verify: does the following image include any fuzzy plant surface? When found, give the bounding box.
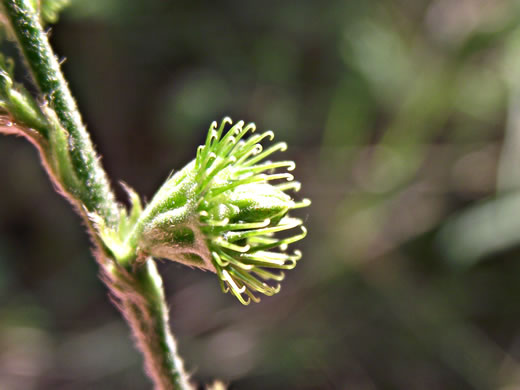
[0,0,310,388]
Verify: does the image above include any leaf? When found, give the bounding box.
[39,0,70,24]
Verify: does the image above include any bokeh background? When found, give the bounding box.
[3,0,520,388]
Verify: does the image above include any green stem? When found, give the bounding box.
[0,1,193,388]
[1,0,118,225]
[113,261,193,390]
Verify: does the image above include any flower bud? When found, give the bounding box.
[136,118,310,304]
[203,183,292,224]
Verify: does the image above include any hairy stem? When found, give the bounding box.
[0,1,192,388]
[1,0,118,225]
[107,260,193,390]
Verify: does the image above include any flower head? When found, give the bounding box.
[138,118,310,304]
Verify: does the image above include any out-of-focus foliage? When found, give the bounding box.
[29,0,70,23]
[3,0,520,389]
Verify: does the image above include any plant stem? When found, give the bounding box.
[1,0,118,225]
[0,1,192,388]
[110,261,193,390]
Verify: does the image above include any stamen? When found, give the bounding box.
[226,277,251,305]
[264,130,275,140]
[233,132,274,161]
[216,117,233,141]
[229,267,281,295]
[248,226,307,252]
[243,142,287,166]
[216,120,244,155]
[219,251,255,270]
[244,289,261,303]
[214,237,251,252]
[292,198,311,209]
[247,236,278,245]
[261,173,294,182]
[218,277,229,293]
[197,155,237,195]
[205,174,269,198]
[253,268,286,281]
[205,121,218,148]
[237,160,296,174]
[276,181,301,192]
[236,144,263,165]
[211,219,270,231]
[227,123,257,157]
[195,145,204,170]
[198,129,219,169]
[212,251,229,267]
[219,135,239,157]
[237,251,300,269]
[230,290,251,306]
[204,218,230,227]
[198,151,217,177]
[237,255,287,268]
[222,269,246,294]
[225,217,302,241]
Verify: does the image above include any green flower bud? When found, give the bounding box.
[203,183,292,224]
[134,118,310,304]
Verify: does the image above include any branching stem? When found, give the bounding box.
[0,1,192,388]
[1,0,118,224]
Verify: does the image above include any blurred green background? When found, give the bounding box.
[3,0,520,388]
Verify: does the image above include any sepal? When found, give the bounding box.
[90,184,143,265]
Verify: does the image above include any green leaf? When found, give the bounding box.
[39,0,70,24]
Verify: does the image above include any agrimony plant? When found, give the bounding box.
[0,0,310,388]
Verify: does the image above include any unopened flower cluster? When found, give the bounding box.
[136,118,310,304]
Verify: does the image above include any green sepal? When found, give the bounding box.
[131,165,214,270]
[90,184,143,266]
